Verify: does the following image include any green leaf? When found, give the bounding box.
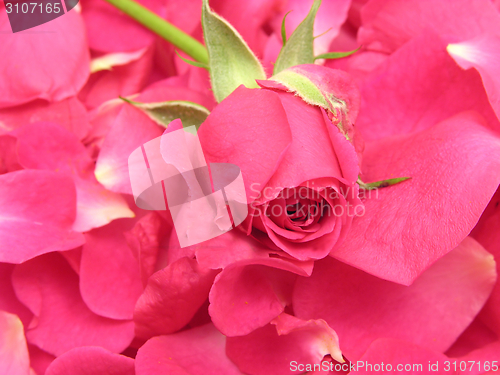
[281,11,293,46]
[202,0,266,102]
[314,46,361,61]
[175,51,209,69]
[273,0,321,75]
[120,97,210,130]
[357,177,412,190]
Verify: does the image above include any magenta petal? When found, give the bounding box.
[334,112,500,284]
[0,311,30,375]
[45,346,135,375]
[12,253,134,356]
[0,170,84,264]
[209,258,309,337]
[135,324,242,375]
[80,222,143,320]
[0,10,89,107]
[226,313,342,375]
[294,237,496,359]
[458,341,500,375]
[0,263,32,327]
[198,86,292,203]
[134,257,218,340]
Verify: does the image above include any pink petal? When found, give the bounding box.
[0,8,89,108]
[357,32,500,141]
[0,135,22,175]
[0,263,32,327]
[448,34,500,122]
[355,338,454,375]
[28,344,55,375]
[226,313,342,375]
[198,86,293,204]
[458,341,500,375]
[45,346,135,375]
[0,170,84,264]
[293,237,497,359]
[135,323,242,375]
[358,0,500,53]
[12,253,134,356]
[0,311,30,375]
[80,221,143,320]
[0,98,90,141]
[446,317,498,358]
[13,123,134,232]
[134,257,218,340]
[333,112,500,284]
[209,258,310,337]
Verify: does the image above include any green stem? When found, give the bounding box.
[103,0,209,64]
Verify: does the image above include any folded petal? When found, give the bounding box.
[134,257,218,340]
[0,170,84,264]
[0,311,30,375]
[46,346,135,375]
[0,8,89,107]
[12,253,134,356]
[333,112,500,284]
[135,323,242,375]
[294,237,497,359]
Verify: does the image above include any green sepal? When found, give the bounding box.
[120,97,210,130]
[202,0,266,102]
[314,46,361,61]
[175,51,209,69]
[281,11,293,46]
[357,177,412,190]
[273,0,321,75]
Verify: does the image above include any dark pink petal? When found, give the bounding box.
[358,0,500,53]
[0,98,90,140]
[226,313,343,375]
[0,170,84,264]
[12,253,134,356]
[46,346,135,375]
[355,339,455,374]
[134,257,218,340]
[0,263,32,327]
[198,86,292,204]
[80,221,143,320]
[333,112,500,284]
[0,8,89,107]
[209,258,310,337]
[446,317,498,358]
[28,344,55,375]
[357,32,500,141]
[135,324,242,375]
[294,237,496,359]
[14,122,134,232]
[0,311,30,375]
[448,34,500,123]
[458,341,500,375]
[0,135,22,175]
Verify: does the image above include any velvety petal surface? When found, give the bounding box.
[0,311,30,375]
[45,346,135,375]
[0,170,84,264]
[12,253,134,356]
[135,324,242,375]
[294,237,497,359]
[333,112,500,284]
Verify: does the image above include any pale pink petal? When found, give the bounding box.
[134,257,218,340]
[357,32,500,141]
[294,237,497,359]
[0,170,84,264]
[0,8,89,107]
[0,98,90,141]
[135,323,242,375]
[209,258,310,337]
[333,112,500,284]
[12,253,134,356]
[80,221,143,320]
[448,34,500,122]
[358,0,500,53]
[45,346,135,375]
[227,313,343,375]
[0,311,30,375]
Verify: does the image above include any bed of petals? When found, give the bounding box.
[1,0,500,374]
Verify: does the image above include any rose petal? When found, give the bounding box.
[0,170,84,264]
[294,237,497,359]
[0,311,30,375]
